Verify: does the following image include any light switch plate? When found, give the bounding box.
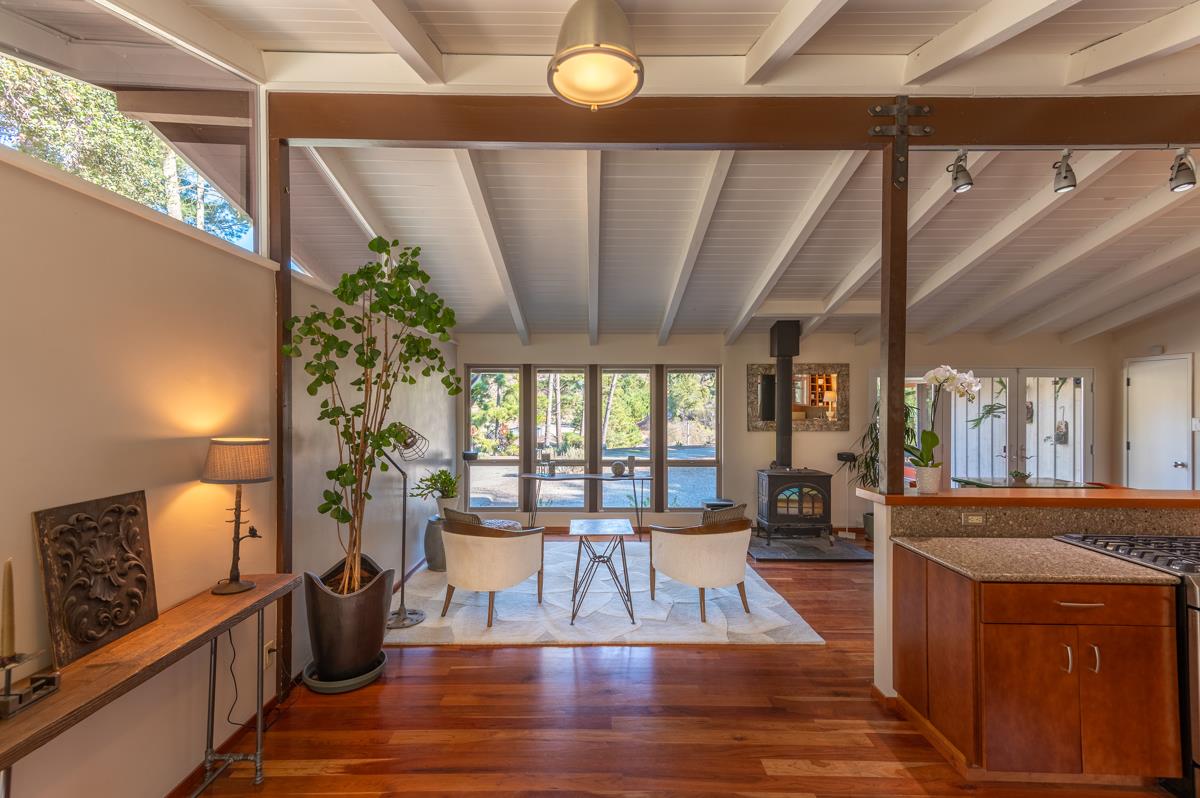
[1192,418,1200,432]
[962,512,986,526]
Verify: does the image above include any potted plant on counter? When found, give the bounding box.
[412,468,460,517]
[844,399,917,539]
[906,366,981,495]
[284,236,461,690]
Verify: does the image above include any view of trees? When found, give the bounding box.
[0,55,251,247]
[536,371,585,458]
[666,370,716,454]
[469,370,520,457]
[601,371,651,455]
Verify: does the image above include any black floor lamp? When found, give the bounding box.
[384,426,429,630]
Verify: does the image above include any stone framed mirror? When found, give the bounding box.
[747,362,850,432]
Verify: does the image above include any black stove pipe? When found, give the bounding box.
[769,321,801,470]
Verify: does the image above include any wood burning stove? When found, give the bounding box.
[753,320,835,547]
[756,467,834,546]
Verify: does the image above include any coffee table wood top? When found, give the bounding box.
[569,518,635,537]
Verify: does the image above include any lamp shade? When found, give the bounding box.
[548,0,643,111]
[201,437,272,484]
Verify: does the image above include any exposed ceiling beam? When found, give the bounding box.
[658,150,734,344]
[756,299,879,317]
[85,0,266,83]
[744,0,849,84]
[586,150,601,345]
[343,0,444,84]
[999,227,1200,341]
[725,150,867,344]
[115,89,250,128]
[1061,271,1200,343]
[1067,1,1200,84]
[904,0,1083,84]
[453,149,530,345]
[304,147,377,240]
[906,150,1128,313]
[937,185,1199,342]
[803,150,1000,339]
[854,320,880,346]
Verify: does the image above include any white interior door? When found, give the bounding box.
[1126,355,1193,489]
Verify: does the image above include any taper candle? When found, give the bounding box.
[1,558,13,658]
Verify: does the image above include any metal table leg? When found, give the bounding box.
[254,609,264,785]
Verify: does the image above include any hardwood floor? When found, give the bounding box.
[184,553,1171,797]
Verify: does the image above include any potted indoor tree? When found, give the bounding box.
[412,468,460,517]
[284,236,460,688]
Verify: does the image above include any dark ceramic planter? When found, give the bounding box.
[863,512,875,542]
[304,554,395,684]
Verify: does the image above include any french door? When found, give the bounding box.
[949,368,1093,485]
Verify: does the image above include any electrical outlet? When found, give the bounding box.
[961,512,986,527]
[263,640,276,671]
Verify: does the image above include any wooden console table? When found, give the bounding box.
[0,573,300,796]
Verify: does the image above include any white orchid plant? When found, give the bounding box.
[906,365,983,469]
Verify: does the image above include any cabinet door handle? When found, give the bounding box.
[1055,601,1106,609]
[1063,644,1074,674]
[1089,644,1101,674]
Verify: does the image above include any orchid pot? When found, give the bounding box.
[915,466,942,495]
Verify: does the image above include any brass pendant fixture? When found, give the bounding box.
[548,0,643,111]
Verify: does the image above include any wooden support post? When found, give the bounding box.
[268,137,293,695]
[879,139,909,495]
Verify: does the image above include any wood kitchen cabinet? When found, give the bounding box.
[892,542,1181,781]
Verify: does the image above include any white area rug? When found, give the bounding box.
[385,541,825,646]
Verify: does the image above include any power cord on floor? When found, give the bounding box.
[224,629,238,727]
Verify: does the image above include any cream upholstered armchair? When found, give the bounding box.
[648,504,752,622]
[440,509,544,628]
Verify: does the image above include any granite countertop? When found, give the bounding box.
[894,536,1180,585]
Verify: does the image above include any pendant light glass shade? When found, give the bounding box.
[548,0,643,111]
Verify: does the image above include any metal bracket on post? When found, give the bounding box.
[869,97,934,189]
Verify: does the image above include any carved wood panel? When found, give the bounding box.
[33,491,158,667]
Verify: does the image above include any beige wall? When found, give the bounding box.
[1108,296,1200,488]
[289,282,459,669]
[457,329,1117,529]
[0,152,279,796]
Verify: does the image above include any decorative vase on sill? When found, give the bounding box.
[915,465,942,495]
[436,496,458,518]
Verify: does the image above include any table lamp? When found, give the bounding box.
[201,437,271,595]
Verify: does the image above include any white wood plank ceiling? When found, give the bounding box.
[284,144,1200,344]
[5,0,1200,344]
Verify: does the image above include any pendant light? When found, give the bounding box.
[947,150,973,193]
[1052,149,1076,193]
[1169,148,1196,192]
[548,0,643,111]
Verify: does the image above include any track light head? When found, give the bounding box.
[947,150,973,193]
[1052,149,1076,194]
[1170,148,1196,193]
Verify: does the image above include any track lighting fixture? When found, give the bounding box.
[947,150,973,193]
[1052,149,1076,194]
[1169,148,1196,192]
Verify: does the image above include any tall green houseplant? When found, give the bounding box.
[284,237,462,595]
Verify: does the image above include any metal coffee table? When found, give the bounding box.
[569,518,636,625]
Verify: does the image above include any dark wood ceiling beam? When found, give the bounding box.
[269,93,1200,150]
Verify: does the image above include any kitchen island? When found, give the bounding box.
[861,487,1200,785]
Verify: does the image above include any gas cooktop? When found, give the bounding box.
[1057,534,1200,575]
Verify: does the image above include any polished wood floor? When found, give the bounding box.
[190,550,1170,797]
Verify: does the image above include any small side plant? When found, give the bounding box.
[411,469,459,500]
